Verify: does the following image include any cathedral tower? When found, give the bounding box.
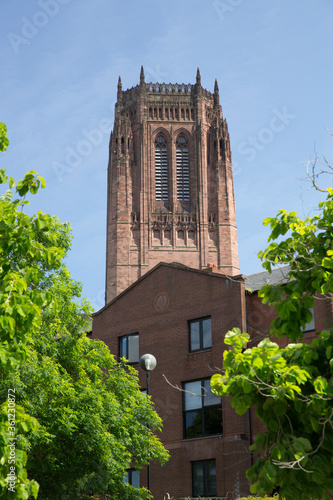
[105,67,239,303]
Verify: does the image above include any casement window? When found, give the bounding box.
[302,307,315,333]
[176,136,190,201]
[119,333,139,364]
[189,317,212,352]
[192,459,217,497]
[155,135,168,201]
[124,469,140,488]
[183,379,222,438]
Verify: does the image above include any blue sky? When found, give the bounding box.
[1,0,332,310]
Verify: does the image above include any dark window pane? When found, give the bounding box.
[192,460,216,497]
[185,409,202,438]
[192,463,204,497]
[184,381,202,410]
[184,379,222,439]
[203,379,221,407]
[128,334,139,363]
[190,321,200,351]
[204,406,222,435]
[202,318,212,349]
[131,471,140,488]
[189,317,212,352]
[124,470,140,488]
[120,336,127,358]
[206,461,217,496]
[120,334,139,363]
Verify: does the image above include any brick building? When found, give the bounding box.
[94,262,250,498]
[92,69,333,498]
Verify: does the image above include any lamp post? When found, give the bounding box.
[139,354,157,493]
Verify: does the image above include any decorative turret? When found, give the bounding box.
[140,65,145,85]
[214,79,220,108]
[196,67,201,86]
[117,76,122,102]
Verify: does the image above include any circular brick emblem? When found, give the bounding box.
[154,292,169,311]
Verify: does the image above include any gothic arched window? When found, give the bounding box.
[176,136,190,201]
[155,135,168,201]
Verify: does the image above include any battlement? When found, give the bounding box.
[120,77,215,105]
[146,82,193,94]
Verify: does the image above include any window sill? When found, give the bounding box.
[182,433,222,442]
[187,348,212,357]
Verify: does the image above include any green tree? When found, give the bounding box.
[1,269,168,499]
[0,122,55,499]
[0,124,168,498]
[211,188,333,500]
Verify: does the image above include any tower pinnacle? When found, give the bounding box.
[214,78,220,108]
[140,65,145,85]
[117,76,122,101]
[196,67,201,85]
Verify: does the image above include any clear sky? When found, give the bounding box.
[1,0,333,311]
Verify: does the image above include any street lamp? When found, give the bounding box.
[139,354,157,395]
[139,354,157,493]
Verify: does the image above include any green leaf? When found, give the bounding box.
[38,176,46,189]
[314,377,328,394]
[252,356,263,369]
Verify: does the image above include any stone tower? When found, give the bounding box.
[105,67,239,303]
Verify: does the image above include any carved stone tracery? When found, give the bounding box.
[150,212,196,229]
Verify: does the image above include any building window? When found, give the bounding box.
[183,379,222,438]
[302,307,315,333]
[155,135,168,201]
[189,317,212,352]
[124,469,140,488]
[192,459,216,497]
[176,136,190,201]
[119,334,139,364]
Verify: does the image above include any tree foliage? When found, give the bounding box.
[0,125,168,499]
[0,125,50,499]
[1,269,169,499]
[0,124,9,153]
[211,188,333,500]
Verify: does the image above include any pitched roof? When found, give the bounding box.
[93,262,246,315]
[245,265,290,292]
